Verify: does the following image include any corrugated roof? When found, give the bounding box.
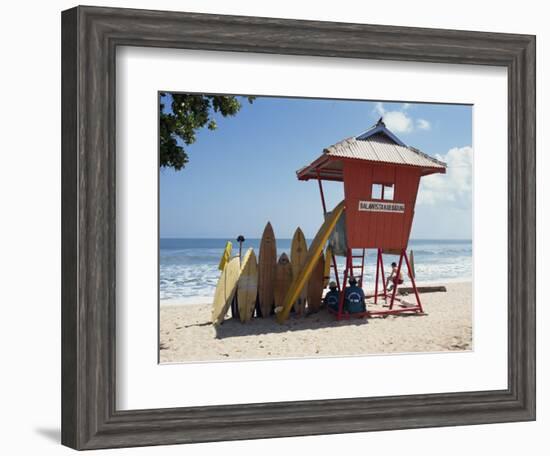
[296,121,446,181]
[324,133,446,170]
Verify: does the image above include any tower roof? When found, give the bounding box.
[296,121,446,181]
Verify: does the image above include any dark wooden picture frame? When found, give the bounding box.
[61,5,536,450]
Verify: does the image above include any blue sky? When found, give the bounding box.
[160,95,472,239]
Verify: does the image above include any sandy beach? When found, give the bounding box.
[159,281,472,363]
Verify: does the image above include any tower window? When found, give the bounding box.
[383,184,394,200]
[372,183,394,201]
[372,183,383,199]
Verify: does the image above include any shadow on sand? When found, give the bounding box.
[209,306,420,340]
[181,303,428,340]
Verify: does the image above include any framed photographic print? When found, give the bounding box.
[61,5,536,450]
[157,93,472,364]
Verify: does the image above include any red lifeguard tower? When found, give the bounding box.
[297,118,446,319]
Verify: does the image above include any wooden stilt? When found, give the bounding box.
[379,249,388,299]
[389,250,405,310]
[374,249,380,305]
[336,249,351,320]
[403,250,423,313]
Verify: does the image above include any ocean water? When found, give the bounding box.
[160,238,472,304]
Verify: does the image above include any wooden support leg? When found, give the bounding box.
[374,249,380,305]
[404,250,423,313]
[359,248,366,288]
[337,252,350,320]
[380,250,388,298]
[331,252,340,292]
[389,250,404,310]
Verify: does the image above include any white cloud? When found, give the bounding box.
[416,118,431,130]
[374,102,413,133]
[417,146,472,208]
[374,102,385,115]
[374,103,429,134]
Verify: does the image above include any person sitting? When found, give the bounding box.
[387,262,404,291]
[344,276,366,313]
[324,281,340,312]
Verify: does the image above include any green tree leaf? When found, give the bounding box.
[159,93,255,170]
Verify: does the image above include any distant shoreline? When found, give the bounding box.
[160,239,472,303]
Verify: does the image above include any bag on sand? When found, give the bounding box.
[345,287,366,313]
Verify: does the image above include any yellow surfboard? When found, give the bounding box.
[323,245,333,288]
[409,250,416,279]
[307,252,325,313]
[237,248,258,323]
[218,241,233,271]
[277,200,345,323]
[211,256,241,326]
[290,227,308,315]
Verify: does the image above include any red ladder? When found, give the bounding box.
[331,248,366,292]
[334,248,367,320]
[350,249,366,287]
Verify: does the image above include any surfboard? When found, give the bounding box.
[290,227,308,315]
[258,222,277,317]
[409,250,416,279]
[277,200,345,323]
[307,252,325,313]
[274,253,293,313]
[323,245,333,288]
[218,241,232,271]
[211,256,241,326]
[237,248,258,323]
